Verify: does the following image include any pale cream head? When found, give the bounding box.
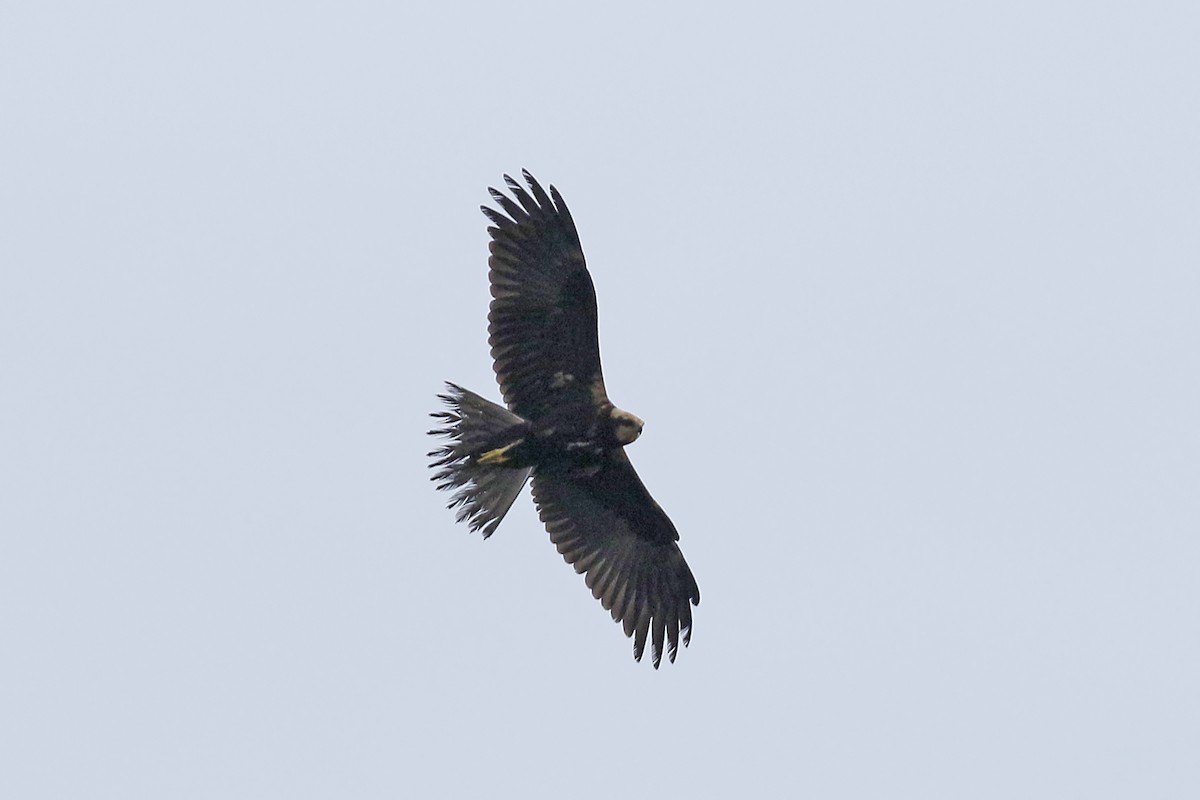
[611,407,645,445]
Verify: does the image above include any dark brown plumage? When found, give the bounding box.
[428,171,699,667]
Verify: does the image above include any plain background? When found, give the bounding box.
[2,2,1197,797]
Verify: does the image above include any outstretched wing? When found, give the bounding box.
[483,170,607,421]
[530,451,700,668]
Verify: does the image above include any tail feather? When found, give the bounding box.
[428,382,531,537]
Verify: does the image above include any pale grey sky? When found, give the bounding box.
[2,2,1198,797]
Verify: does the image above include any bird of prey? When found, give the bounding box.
[428,170,700,668]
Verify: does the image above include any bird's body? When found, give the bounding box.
[428,171,699,667]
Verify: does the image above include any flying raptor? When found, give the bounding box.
[428,171,699,667]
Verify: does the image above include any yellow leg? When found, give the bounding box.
[476,439,523,465]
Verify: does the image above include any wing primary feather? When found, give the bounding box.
[621,586,640,638]
[633,604,652,664]
[609,576,631,622]
[481,206,515,229]
[651,603,667,669]
[492,193,530,224]
[507,181,541,216]
[548,185,576,232]
[524,171,554,209]
[666,611,681,664]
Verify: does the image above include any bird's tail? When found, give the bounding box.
[427,382,532,538]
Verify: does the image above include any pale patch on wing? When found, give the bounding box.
[564,441,604,458]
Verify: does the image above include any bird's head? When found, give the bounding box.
[610,407,645,445]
